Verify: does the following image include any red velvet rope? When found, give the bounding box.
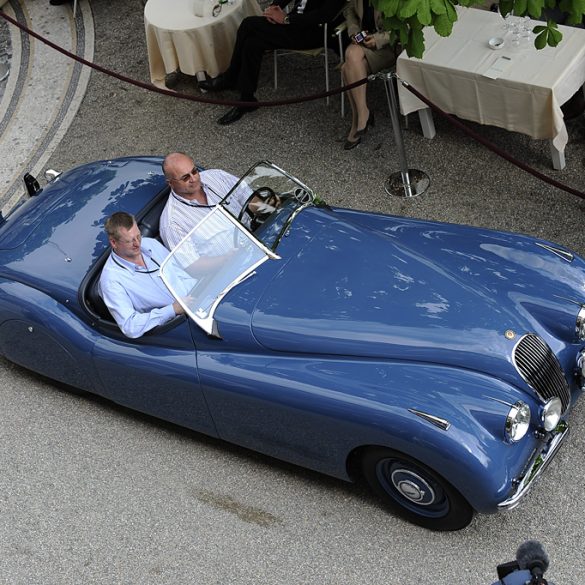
[0,9,366,107]
[398,77,585,200]
[2,9,583,201]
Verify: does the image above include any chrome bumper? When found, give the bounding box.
[498,422,569,510]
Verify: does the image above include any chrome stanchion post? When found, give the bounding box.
[379,71,430,198]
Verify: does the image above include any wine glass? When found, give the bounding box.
[501,12,512,32]
[510,21,521,47]
[521,16,533,44]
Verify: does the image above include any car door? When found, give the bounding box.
[91,318,218,436]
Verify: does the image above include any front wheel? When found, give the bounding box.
[361,447,474,531]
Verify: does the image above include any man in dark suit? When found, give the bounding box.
[199,0,344,125]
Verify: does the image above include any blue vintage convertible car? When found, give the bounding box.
[1,157,583,531]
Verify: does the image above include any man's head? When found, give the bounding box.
[105,211,142,262]
[162,152,202,200]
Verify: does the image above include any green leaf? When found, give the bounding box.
[417,0,432,25]
[549,27,563,45]
[514,0,528,14]
[498,0,514,16]
[400,0,421,19]
[433,12,455,36]
[534,29,547,48]
[429,0,447,15]
[526,0,545,17]
[408,25,426,58]
[444,0,458,20]
[532,25,547,32]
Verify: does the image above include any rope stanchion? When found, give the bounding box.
[378,71,429,198]
[398,76,585,201]
[0,9,367,108]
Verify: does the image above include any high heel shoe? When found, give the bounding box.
[344,136,361,150]
[343,113,375,151]
[354,112,375,139]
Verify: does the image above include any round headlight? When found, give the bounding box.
[576,305,585,340]
[541,397,562,431]
[505,401,531,442]
[578,350,585,392]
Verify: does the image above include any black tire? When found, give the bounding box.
[361,447,474,531]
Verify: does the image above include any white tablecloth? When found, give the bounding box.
[145,0,262,87]
[396,8,585,151]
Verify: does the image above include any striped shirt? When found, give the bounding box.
[159,169,251,250]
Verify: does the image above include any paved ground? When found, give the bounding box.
[1,1,585,584]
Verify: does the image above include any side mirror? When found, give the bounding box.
[23,173,42,196]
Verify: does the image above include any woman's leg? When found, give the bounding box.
[341,43,370,141]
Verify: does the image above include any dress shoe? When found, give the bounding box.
[198,73,233,92]
[343,113,375,151]
[164,71,181,89]
[343,137,361,150]
[354,112,375,139]
[217,104,258,125]
[50,0,71,5]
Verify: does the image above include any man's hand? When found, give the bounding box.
[264,5,287,24]
[173,300,186,315]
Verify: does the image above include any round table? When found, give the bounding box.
[144,0,262,88]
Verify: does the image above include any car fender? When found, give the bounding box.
[198,351,541,513]
[0,279,101,394]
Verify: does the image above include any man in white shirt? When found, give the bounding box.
[159,152,251,250]
[99,212,186,338]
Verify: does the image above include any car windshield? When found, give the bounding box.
[159,206,276,335]
[221,161,315,250]
[160,162,315,335]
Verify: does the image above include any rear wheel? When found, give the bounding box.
[361,447,474,531]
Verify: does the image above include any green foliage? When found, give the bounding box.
[371,0,582,57]
[533,20,562,46]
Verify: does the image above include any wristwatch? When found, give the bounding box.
[284,14,290,24]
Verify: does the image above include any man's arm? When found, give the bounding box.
[99,273,180,339]
[286,0,344,27]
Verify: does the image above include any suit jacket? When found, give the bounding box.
[274,0,345,27]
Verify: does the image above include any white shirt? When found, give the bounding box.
[159,169,251,250]
[98,238,177,338]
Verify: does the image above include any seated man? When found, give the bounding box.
[159,152,251,249]
[199,0,345,125]
[99,211,186,339]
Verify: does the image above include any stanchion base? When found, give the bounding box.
[385,169,430,198]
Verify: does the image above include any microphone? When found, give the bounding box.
[516,540,549,581]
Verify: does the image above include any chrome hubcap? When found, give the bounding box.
[391,468,436,506]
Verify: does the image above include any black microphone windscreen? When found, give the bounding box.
[516,540,550,572]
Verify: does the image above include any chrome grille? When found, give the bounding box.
[513,334,570,413]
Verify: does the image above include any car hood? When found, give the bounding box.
[250,209,585,385]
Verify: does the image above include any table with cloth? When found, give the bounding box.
[396,7,585,170]
[144,0,262,88]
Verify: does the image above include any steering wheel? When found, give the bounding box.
[238,187,281,231]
